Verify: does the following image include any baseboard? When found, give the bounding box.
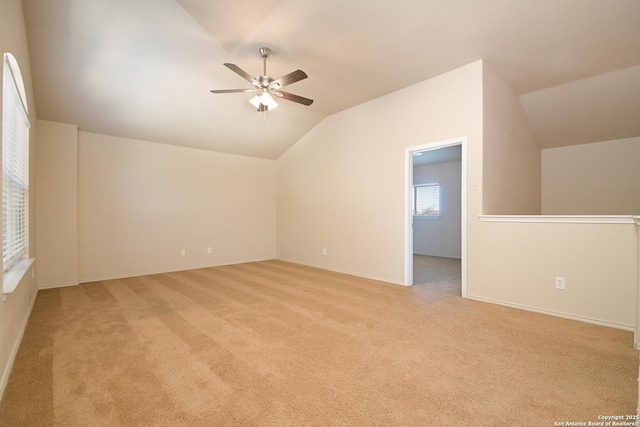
[38,281,79,290]
[0,287,38,401]
[78,258,275,284]
[466,294,634,332]
[277,258,405,286]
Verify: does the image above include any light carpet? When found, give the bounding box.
[0,260,637,426]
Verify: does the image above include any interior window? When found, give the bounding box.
[2,52,30,273]
[413,183,440,216]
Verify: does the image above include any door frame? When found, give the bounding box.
[404,136,467,297]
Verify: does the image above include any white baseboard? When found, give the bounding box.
[38,281,79,290]
[466,294,634,332]
[77,258,275,284]
[0,287,38,401]
[277,258,405,286]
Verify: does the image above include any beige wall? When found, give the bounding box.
[542,137,640,215]
[36,120,78,288]
[277,61,484,283]
[469,63,637,330]
[470,220,638,329]
[77,131,276,282]
[0,0,38,400]
[482,62,541,215]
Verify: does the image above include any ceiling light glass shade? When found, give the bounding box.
[261,92,278,109]
[249,95,261,109]
[249,91,278,110]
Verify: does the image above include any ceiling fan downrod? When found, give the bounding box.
[259,47,270,77]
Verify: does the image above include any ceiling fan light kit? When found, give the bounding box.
[249,92,278,110]
[210,47,313,112]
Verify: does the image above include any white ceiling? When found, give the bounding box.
[520,65,640,149]
[413,145,461,167]
[22,0,640,159]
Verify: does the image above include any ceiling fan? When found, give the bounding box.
[210,47,313,112]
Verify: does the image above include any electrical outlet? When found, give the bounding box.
[181,249,186,256]
[555,277,566,290]
[322,248,327,256]
[207,247,212,254]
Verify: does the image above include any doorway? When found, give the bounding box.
[404,137,467,297]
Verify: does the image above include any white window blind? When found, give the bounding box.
[414,184,440,216]
[2,54,30,273]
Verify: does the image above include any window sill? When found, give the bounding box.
[3,258,35,295]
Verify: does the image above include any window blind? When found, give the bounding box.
[414,184,440,216]
[2,55,30,272]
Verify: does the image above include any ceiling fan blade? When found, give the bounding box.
[210,88,259,94]
[270,70,308,89]
[224,63,259,87]
[272,90,313,106]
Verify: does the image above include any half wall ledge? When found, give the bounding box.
[478,215,638,224]
[479,215,640,350]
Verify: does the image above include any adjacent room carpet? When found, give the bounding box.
[412,254,461,293]
[0,260,637,426]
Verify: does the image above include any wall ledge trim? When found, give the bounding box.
[479,215,638,224]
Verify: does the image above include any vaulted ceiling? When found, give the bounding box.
[22,0,640,159]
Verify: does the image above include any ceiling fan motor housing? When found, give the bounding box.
[257,76,273,88]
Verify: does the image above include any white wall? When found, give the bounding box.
[413,161,461,258]
[520,65,640,149]
[542,137,640,215]
[0,0,38,401]
[77,132,277,282]
[482,62,541,214]
[277,61,484,284]
[36,120,78,288]
[34,125,278,285]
